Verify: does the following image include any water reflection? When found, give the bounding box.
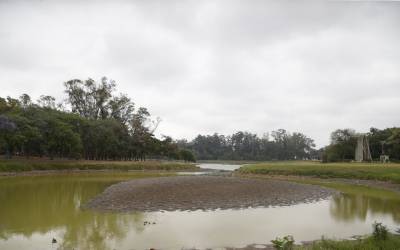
[0,174,399,249]
[330,187,400,223]
[0,175,148,250]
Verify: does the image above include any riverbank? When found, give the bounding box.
[228,232,400,249]
[0,158,198,174]
[298,233,400,250]
[238,161,400,184]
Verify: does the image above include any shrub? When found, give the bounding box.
[271,235,295,250]
[372,222,388,241]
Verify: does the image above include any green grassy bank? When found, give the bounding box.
[273,222,400,250]
[238,161,400,183]
[298,233,400,250]
[0,158,197,172]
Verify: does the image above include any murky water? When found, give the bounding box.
[0,167,400,250]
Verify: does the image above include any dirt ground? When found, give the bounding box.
[85,175,336,212]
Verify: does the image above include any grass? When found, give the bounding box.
[238,161,400,183]
[296,179,400,200]
[0,158,198,172]
[297,233,400,250]
[243,174,400,201]
[274,222,400,250]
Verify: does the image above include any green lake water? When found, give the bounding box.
[0,171,400,250]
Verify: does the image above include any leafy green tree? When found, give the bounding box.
[323,129,357,162]
[180,130,316,161]
[19,94,32,109]
[46,119,82,159]
[369,127,400,160]
[64,78,115,119]
[109,94,134,125]
[0,78,182,162]
[37,95,57,109]
[180,149,196,162]
[0,115,17,158]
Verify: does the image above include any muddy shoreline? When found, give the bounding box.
[86,175,336,212]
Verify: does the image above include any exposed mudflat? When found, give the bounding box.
[86,176,336,212]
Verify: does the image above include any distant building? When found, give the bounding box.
[355,134,372,162]
[380,155,389,163]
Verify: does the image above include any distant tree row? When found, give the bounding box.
[177,129,317,161]
[0,77,196,162]
[323,128,400,162]
[178,127,400,162]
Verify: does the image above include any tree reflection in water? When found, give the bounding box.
[0,174,147,250]
[330,185,400,223]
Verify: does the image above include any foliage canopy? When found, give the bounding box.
[0,77,195,162]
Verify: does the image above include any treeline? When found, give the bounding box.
[323,128,400,162]
[177,130,317,161]
[1,78,398,163]
[0,77,195,162]
[178,127,400,162]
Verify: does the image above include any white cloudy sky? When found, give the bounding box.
[0,0,399,147]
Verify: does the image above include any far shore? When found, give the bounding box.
[0,168,202,177]
[0,157,199,174]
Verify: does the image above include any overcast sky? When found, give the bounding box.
[0,1,399,147]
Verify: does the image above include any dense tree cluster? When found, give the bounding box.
[323,128,400,162]
[0,77,195,162]
[323,129,358,162]
[177,130,316,161]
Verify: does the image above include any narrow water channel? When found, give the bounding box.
[0,165,399,250]
[197,163,241,171]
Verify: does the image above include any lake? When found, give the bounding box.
[0,164,399,249]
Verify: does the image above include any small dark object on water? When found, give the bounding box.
[52,238,57,244]
[144,221,156,226]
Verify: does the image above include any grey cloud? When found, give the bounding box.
[0,0,400,146]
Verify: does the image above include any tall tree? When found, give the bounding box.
[0,115,17,158]
[37,95,56,109]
